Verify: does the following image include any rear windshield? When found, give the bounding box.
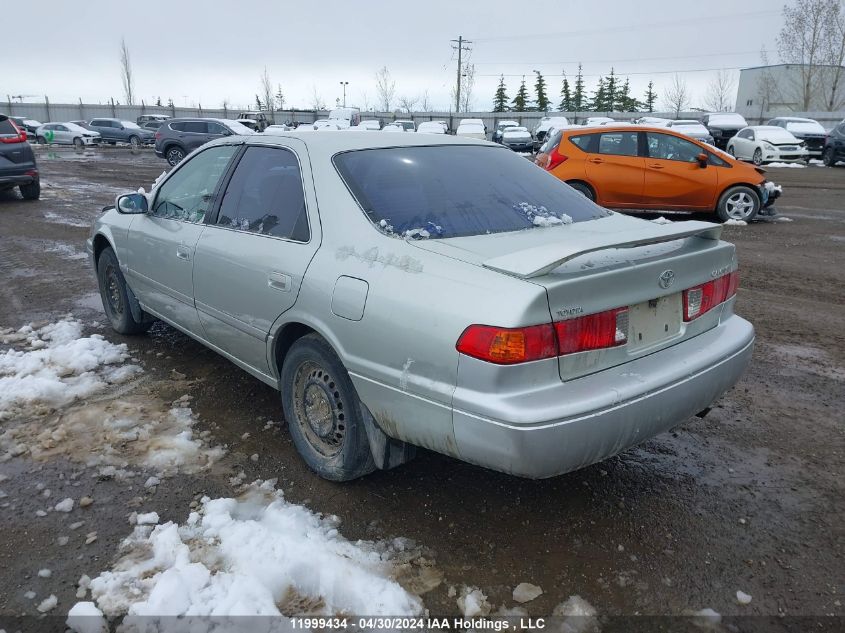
[0,118,18,135]
[333,145,607,239]
[707,113,747,126]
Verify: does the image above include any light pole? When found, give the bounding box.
[339,81,349,107]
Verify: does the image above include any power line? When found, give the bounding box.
[472,50,763,67]
[469,9,780,43]
[477,65,747,79]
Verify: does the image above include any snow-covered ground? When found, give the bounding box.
[765,162,806,168]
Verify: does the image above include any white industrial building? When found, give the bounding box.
[735,63,845,119]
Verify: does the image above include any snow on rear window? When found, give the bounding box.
[333,145,607,239]
[785,121,825,134]
[121,121,140,129]
[708,113,747,126]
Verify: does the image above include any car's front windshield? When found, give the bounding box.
[334,145,608,239]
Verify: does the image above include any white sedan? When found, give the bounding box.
[35,122,101,147]
[417,121,446,134]
[455,122,486,140]
[727,126,809,165]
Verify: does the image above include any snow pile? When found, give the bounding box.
[512,582,543,603]
[515,202,573,227]
[723,219,747,226]
[651,216,673,225]
[0,318,139,420]
[457,586,491,617]
[79,481,424,622]
[552,595,599,633]
[765,162,805,168]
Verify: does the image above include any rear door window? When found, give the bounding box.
[333,145,607,239]
[598,132,639,157]
[568,133,598,152]
[183,121,207,134]
[216,146,309,241]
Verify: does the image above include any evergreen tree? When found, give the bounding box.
[512,78,529,112]
[155,96,162,107]
[534,71,550,112]
[573,64,585,113]
[616,77,640,112]
[558,72,572,111]
[493,75,509,112]
[605,68,618,112]
[643,81,657,112]
[590,77,607,112]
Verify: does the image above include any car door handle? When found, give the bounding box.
[176,245,191,261]
[267,272,292,292]
[587,157,605,164]
[647,163,665,169]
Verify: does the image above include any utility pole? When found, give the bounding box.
[339,81,349,107]
[451,36,472,112]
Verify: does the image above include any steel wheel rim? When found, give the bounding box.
[292,360,346,457]
[104,263,124,316]
[726,192,755,219]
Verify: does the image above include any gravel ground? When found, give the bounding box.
[0,147,842,629]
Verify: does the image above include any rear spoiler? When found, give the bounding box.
[483,220,722,279]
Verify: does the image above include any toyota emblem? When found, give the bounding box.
[658,270,675,289]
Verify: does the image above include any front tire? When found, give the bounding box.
[727,144,736,157]
[165,146,185,166]
[822,147,837,167]
[36,135,46,144]
[96,246,152,335]
[281,334,375,481]
[752,148,763,166]
[73,136,84,149]
[717,185,760,223]
[129,135,141,149]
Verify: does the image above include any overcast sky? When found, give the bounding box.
[4,0,785,112]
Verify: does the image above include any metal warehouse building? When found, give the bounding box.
[736,63,845,119]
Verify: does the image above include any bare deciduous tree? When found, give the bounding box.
[359,90,371,112]
[662,74,690,116]
[119,38,135,106]
[703,69,737,112]
[821,1,845,110]
[777,0,838,110]
[450,63,476,112]
[260,67,274,112]
[310,85,326,111]
[419,90,432,112]
[375,66,396,111]
[756,47,782,117]
[398,95,418,113]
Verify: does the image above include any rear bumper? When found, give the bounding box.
[0,170,38,188]
[452,314,754,478]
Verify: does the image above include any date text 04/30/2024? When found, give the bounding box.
[290,617,548,630]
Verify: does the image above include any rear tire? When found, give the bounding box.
[19,179,40,201]
[96,246,152,335]
[717,185,760,223]
[281,334,376,481]
[567,181,595,201]
[165,145,185,166]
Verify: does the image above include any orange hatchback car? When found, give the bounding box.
[536,125,780,222]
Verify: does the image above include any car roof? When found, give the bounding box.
[234,130,491,157]
[561,124,701,135]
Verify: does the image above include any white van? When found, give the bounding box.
[328,108,361,129]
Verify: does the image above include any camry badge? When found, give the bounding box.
[658,270,675,289]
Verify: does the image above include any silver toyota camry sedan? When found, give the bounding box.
[87,132,754,481]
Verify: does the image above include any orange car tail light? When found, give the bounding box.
[544,146,568,171]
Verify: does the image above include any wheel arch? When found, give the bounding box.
[92,232,115,266]
[565,179,596,198]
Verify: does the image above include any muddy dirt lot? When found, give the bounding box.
[0,147,842,629]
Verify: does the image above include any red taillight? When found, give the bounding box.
[0,120,27,144]
[555,307,628,355]
[456,324,557,365]
[683,271,739,321]
[155,131,162,140]
[545,146,568,171]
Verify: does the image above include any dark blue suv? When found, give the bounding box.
[823,120,845,167]
[0,114,39,200]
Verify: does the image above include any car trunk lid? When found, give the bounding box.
[410,214,736,380]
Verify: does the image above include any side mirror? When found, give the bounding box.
[697,152,709,168]
[116,193,148,214]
